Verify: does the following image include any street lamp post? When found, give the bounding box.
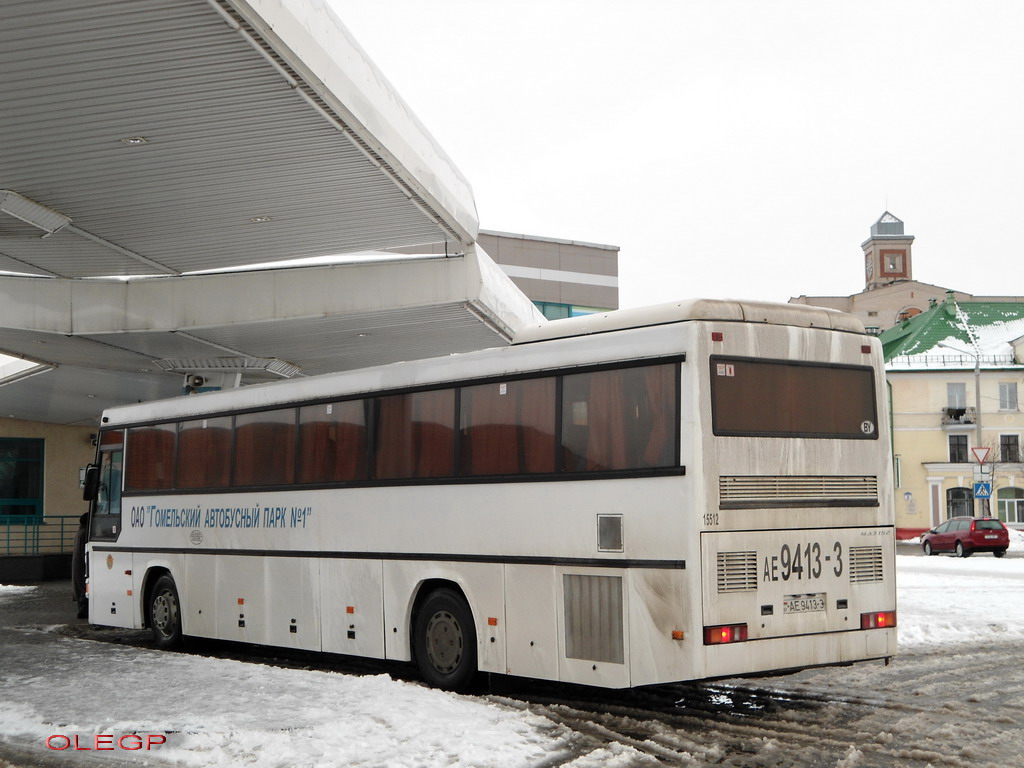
[938,342,985,515]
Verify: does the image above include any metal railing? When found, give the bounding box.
[1,515,80,556]
[941,406,977,426]
[889,353,1015,368]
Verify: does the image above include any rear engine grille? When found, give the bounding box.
[717,551,759,593]
[848,546,885,583]
[719,475,879,509]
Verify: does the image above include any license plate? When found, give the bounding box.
[783,594,827,614]
[985,534,998,539]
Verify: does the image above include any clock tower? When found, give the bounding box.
[862,211,914,290]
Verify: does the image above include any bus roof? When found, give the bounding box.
[512,298,865,344]
[99,298,865,427]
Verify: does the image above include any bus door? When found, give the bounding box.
[84,430,136,627]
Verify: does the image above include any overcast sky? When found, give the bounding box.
[330,1,1024,309]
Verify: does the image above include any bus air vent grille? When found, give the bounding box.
[848,546,885,583]
[718,476,878,509]
[716,551,758,592]
[563,574,624,664]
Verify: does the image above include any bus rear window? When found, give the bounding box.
[711,357,878,439]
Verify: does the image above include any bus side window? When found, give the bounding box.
[91,431,124,541]
[561,364,677,472]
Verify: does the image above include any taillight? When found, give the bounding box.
[861,610,897,629]
[703,623,748,645]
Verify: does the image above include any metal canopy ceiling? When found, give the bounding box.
[0,0,541,426]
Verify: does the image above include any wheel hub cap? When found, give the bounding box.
[425,610,463,673]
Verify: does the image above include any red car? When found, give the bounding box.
[922,516,1010,558]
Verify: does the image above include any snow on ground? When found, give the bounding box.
[3,546,1024,767]
[895,542,1024,647]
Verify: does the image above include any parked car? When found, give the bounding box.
[921,516,1009,558]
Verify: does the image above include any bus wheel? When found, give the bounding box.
[149,574,183,649]
[413,588,477,691]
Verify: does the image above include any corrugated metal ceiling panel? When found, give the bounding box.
[0,0,452,278]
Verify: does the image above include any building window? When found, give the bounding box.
[947,383,967,409]
[1001,435,1020,463]
[997,487,1024,524]
[534,301,608,320]
[946,486,973,517]
[0,438,43,517]
[880,250,906,276]
[1000,382,1019,411]
[948,434,969,463]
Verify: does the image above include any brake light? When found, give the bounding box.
[703,623,748,645]
[860,610,897,629]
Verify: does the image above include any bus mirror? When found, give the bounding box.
[82,464,100,501]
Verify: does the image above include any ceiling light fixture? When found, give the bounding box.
[119,136,149,145]
[0,190,71,234]
[249,216,272,223]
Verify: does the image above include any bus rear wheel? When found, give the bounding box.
[149,574,183,649]
[413,588,477,691]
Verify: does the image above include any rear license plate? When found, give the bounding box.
[985,534,999,539]
[783,594,827,614]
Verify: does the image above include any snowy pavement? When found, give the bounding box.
[1,533,1023,768]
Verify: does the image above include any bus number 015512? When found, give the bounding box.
[763,542,843,582]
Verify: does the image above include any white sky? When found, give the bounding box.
[329,0,1024,309]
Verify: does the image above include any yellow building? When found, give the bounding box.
[881,295,1024,537]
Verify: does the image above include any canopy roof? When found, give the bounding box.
[0,0,540,425]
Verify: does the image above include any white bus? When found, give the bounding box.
[84,299,896,690]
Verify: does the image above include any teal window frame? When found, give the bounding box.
[0,437,44,520]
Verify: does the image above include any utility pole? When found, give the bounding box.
[939,341,986,515]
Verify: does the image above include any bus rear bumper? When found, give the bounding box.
[700,627,897,680]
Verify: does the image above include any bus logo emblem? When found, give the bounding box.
[190,530,204,546]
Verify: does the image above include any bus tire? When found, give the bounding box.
[149,574,183,649]
[413,588,477,691]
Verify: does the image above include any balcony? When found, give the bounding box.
[941,406,976,426]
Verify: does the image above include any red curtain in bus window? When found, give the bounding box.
[562,364,677,472]
[375,390,454,479]
[460,378,555,476]
[412,389,454,477]
[581,370,628,471]
[177,418,231,489]
[233,409,296,487]
[124,425,177,491]
[641,364,676,467]
[297,400,367,483]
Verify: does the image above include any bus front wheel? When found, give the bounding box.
[148,574,183,649]
[413,588,477,691]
